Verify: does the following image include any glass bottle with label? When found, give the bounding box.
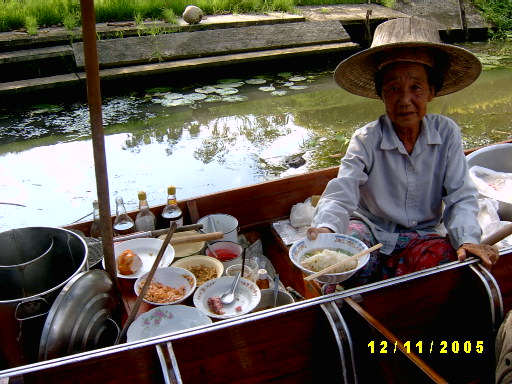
[113,196,135,236]
[135,190,156,232]
[90,200,101,238]
[161,185,183,227]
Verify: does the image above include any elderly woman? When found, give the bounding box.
[307,17,499,289]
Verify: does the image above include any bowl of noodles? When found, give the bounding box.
[289,233,369,284]
[134,267,196,305]
[171,256,224,286]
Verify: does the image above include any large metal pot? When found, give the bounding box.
[0,227,88,369]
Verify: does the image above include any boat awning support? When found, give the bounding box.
[79,0,117,286]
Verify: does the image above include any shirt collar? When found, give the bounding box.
[380,114,443,152]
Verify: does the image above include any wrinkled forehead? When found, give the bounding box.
[381,61,430,83]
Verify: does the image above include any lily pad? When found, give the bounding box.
[162,93,185,100]
[204,95,223,102]
[222,95,248,102]
[195,86,217,94]
[270,91,287,96]
[160,98,195,107]
[245,78,267,85]
[289,85,308,90]
[215,88,239,96]
[184,93,208,101]
[288,76,307,82]
[258,86,276,92]
[215,82,245,88]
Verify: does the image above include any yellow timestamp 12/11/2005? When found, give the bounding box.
[367,340,484,354]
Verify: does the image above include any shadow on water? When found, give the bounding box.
[0,41,511,231]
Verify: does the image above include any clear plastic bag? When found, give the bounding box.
[469,165,512,203]
[478,197,500,229]
[289,197,315,228]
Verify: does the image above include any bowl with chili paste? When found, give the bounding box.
[134,267,196,305]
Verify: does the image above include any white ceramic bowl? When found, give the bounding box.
[289,233,369,284]
[204,241,243,269]
[171,255,224,286]
[127,305,212,342]
[134,267,196,305]
[110,238,175,279]
[193,276,261,320]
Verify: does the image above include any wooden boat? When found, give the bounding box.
[1,140,511,384]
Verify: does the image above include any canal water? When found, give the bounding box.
[0,41,511,232]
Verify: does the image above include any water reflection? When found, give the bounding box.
[0,42,511,231]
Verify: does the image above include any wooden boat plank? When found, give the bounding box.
[343,297,448,383]
[343,265,497,383]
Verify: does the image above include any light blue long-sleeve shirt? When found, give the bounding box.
[312,114,482,255]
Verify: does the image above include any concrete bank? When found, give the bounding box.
[0,2,493,103]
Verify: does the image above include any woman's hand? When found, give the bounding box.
[456,243,499,270]
[307,227,334,240]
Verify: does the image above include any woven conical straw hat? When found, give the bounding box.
[334,17,481,99]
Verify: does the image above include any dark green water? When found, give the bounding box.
[0,41,511,232]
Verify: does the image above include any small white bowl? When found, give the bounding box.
[204,241,243,269]
[289,233,369,284]
[134,267,196,305]
[171,255,224,286]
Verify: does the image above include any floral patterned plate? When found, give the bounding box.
[127,305,212,342]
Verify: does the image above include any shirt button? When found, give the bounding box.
[411,221,417,226]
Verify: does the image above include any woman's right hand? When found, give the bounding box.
[307,227,334,240]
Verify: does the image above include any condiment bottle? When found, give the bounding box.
[135,190,156,231]
[161,185,183,227]
[90,199,101,238]
[113,196,135,236]
[256,269,270,289]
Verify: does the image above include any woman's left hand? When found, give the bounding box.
[456,243,499,269]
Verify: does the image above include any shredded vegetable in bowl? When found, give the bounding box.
[301,249,356,273]
[138,279,186,303]
[188,264,218,286]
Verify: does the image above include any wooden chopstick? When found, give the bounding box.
[304,243,383,281]
[170,231,223,245]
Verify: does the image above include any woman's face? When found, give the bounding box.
[381,62,435,131]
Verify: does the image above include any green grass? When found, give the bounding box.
[473,0,512,39]
[0,0,509,39]
[0,0,364,33]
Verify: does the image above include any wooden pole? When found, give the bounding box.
[79,0,118,286]
[458,0,470,41]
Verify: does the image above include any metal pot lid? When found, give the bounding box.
[39,269,120,361]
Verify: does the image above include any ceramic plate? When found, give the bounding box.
[106,238,175,279]
[193,276,261,320]
[127,305,212,342]
[158,230,205,258]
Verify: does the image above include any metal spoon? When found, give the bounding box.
[221,271,241,305]
[273,274,280,307]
